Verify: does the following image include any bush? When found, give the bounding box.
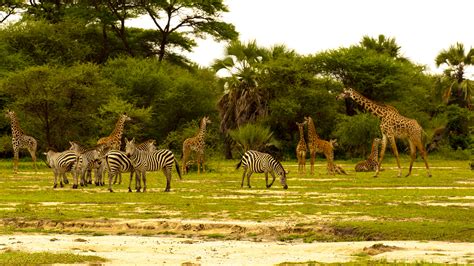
[229,123,280,155]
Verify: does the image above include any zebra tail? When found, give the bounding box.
[175,158,182,180]
[41,156,51,168]
[236,159,242,170]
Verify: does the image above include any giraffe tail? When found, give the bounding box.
[174,158,182,180]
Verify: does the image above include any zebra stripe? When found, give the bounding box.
[125,138,181,192]
[44,150,77,188]
[104,150,136,192]
[236,150,288,189]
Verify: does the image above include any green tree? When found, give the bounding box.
[229,123,280,155]
[435,42,474,109]
[139,0,238,62]
[360,34,403,59]
[0,63,118,149]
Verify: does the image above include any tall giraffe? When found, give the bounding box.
[304,116,336,175]
[182,116,211,174]
[5,110,37,173]
[295,121,307,174]
[337,88,431,177]
[97,113,131,150]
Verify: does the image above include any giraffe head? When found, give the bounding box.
[5,109,15,120]
[121,113,132,122]
[296,120,307,128]
[202,116,211,126]
[303,116,312,125]
[329,139,338,148]
[336,88,354,100]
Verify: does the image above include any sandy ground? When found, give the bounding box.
[1,234,473,265]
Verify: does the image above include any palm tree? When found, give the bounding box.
[435,42,474,109]
[360,34,403,59]
[212,40,270,158]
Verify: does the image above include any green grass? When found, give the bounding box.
[0,157,472,242]
[0,250,106,264]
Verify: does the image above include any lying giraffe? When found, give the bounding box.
[337,88,431,177]
[304,116,338,175]
[355,138,381,172]
[97,113,131,150]
[182,116,211,174]
[5,110,37,173]
[295,121,307,174]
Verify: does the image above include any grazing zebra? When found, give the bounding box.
[125,138,181,192]
[43,150,77,188]
[355,138,381,172]
[236,150,288,189]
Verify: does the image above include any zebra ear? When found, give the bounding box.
[124,137,129,143]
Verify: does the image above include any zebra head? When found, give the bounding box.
[124,137,137,158]
[275,164,289,190]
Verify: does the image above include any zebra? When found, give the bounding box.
[104,150,137,193]
[112,139,157,185]
[69,141,104,186]
[43,150,78,188]
[236,150,288,189]
[125,138,181,192]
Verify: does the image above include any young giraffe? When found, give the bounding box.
[97,113,131,150]
[304,116,337,175]
[355,138,381,172]
[295,121,307,174]
[182,116,211,174]
[337,88,431,177]
[5,110,37,173]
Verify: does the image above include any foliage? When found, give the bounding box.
[229,123,280,154]
[102,57,221,143]
[444,104,473,150]
[333,113,381,158]
[0,63,118,149]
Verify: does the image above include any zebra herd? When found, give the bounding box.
[44,138,181,192]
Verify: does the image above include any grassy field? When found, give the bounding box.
[0,157,472,243]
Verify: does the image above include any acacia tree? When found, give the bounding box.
[138,0,238,62]
[435,42,474,109]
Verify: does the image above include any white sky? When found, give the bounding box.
[183,0,474,76]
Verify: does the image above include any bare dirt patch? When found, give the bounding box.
[0,234,472,265]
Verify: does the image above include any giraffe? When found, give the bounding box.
[5,110,37,173]
[97,113,131,150]
[355,138,381,172]
[295,121,307,174]
[337,87,431,177]
[182,116,211,174]
[304,116,337,175]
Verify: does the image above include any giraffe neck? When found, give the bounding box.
[9,114,24,137]
[307,119,320,141]
[369,141,379,161]
[197,120,207,141]
[110,117,126,139]
[349,90,390,118]
[298,125,306,144]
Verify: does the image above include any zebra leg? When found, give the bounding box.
[141,171,147,192]
[53,171,58,188]
[246,171,253,188]
[135,171,141,192]
[240,168,247,188]
[128,172,134,192]
[267,172,276,188]
[163,168,171,192]
[108,171,114,192]
[265,172,269,188]
[28,147,38,173]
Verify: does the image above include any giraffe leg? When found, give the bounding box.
[375,135,388,177]
[302,153,306,174]
[201,152,205,174]
[28,148,37,172]
[197,153,201,175]
[310,151,315,175]
[416,140,432,177]
[388,136,402,177]
[13,149,19,174]
[406,140,417,177]
[182,147,189,174]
